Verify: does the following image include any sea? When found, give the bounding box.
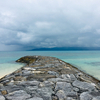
[0,51,100,80]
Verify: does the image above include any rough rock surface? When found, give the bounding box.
[0,55,100,100]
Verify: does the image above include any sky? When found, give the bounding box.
[0,0,100,51]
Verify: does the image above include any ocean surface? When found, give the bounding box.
[0,51,100,80]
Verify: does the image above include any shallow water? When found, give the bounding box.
[0,51,100,79]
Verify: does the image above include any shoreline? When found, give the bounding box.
[0,63,25,80]
[0,55,100,100]
[1,56,100,85]
[0,59,100,81]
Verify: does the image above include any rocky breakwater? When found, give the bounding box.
[0,56,100,100]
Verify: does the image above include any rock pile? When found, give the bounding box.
[0,56,100,100]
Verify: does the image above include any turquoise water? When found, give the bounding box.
[0,51,100,79]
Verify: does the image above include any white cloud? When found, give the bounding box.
[35,21,53,29]
[0,0,100,50]
[80,26,92,33]
[17,32,35,43]
[95,29,100,34]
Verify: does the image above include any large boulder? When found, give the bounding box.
[55,82,72,92]
[5,90,31,100]
[72,80,96,92]
[0,95,5,100]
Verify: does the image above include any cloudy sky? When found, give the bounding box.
[0,0,100,51]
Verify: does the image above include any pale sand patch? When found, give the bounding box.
[0,63,24,79]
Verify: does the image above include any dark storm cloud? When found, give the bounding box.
[0,0,100,51]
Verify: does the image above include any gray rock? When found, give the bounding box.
[38,82,45,87]
[38,64,55,68]
[0,85,6,91]
[29,91,40,97]
[39,81,54,88]
[36,87,53,100]
[0,84,3,87]
[73,87,79,92]
[48,71,58,76]
[69,74,77,81]
[1,80,10,85]
[67,88,100,100]
[55,63,62,66]
[92,96,100,100]
[4,85,24,93]
[76,72,83,78]
[55,82,72,92]
[51,95,58,100]
[6,80,14,86]
[25,86,38,94]
[5,90,31,100]
[80,92,93,100]
[44,81,55,87]
[90,91,100,96]
[60,74,67,79]
[72,80,95,91]
[66,97,76,100]
[65,91,77,98]
[14,73,21,76]
[48,78,71,83]
[17,81,39,86]
[60,74,76,82]
[56,90,66,100]
[22,70,31,76]
[41,94,52,100]
[37,87,53,94]
[0,95,5,100]
[23,67,36,71]
[27,97,43,100]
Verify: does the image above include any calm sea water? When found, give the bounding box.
[0,51,100,79]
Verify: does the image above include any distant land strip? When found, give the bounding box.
[30,47,100,51]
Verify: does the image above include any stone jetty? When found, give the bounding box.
[0,56,100,100]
